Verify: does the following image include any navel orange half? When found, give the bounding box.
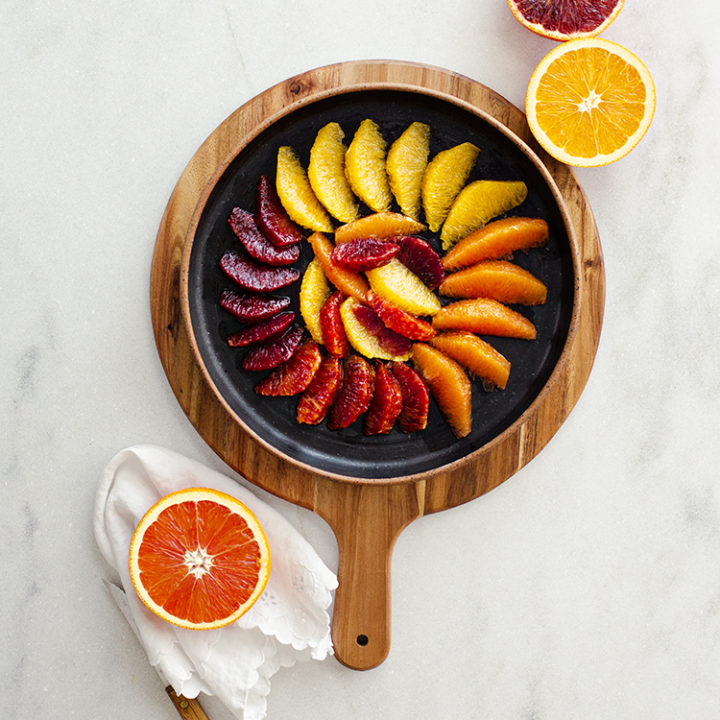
[129,488,271,630]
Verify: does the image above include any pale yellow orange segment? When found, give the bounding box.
[421,142,480,232]
[440,180,528,250]
[308,122,359,223]
[366,258,442,317]
[386,121,431,220]
[299,259,330,344]
[334,211,426,244]
[345,119,392,212]
[276,146,333,232]
[526,38,656,167]
[339,297,411,361]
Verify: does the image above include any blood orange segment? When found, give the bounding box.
[364,362,403,436]
[439,260,547,305]
[319,291,349,357]
[331,237,400,272]
[390,362,430,433]
[241,324,304,371]
[507,0,625,41]
[297,355,342,425]
[308,232,369,302]
[334,212,426,244]
[442,217,549,271]
[352,303,413,357]
[327,355,375,430]
[220,289,291,323]
[255,175,304,248]
[393,235,445,290]
[220,251,300,293]
[430,331,511,390]
[254,339,322,396]
[228,207,300,266]
[432,298,537,339]
[128,488,270,630]
[226,311,296,348]
[365,290,435,341]
[339,297,411,361]
[411,343,472,439]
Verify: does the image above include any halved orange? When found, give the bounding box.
[526,38,656,167]
[129,488,271,630]
[507,0,625,41]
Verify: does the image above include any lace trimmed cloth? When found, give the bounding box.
[93,445,337,720]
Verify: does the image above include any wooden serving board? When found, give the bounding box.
[150,60,604,670]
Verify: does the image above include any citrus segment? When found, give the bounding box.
[299,259,331,344]
[442,217,548,271]
[366,258,442,317]
[308,232,369,302]
[441,180,528,250]
[308,122,359,223]
[386,121,431,220]
[276,146,333,232]
[334,212,426,244]
[430,331,510,390]
[344,119,392,213]
[525,38,656,167]
[507,0,625,41]
[422,142,480,232]
[129,488,270,630]
[439,260,547,305]
[411,343,472,439]
[432,298,536,339]
[339,297,411,361]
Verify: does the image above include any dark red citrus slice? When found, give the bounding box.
[331,237,400,272]
[297,356,342,425]
[220,251,300,292]
[392,235,445,289]
[319,291,349,357]
[220,289,291,323]
[352,303,413,357]
[364,362,403,435]
[390,362,430,433]
[229,207,300,265]
[255,175,304,247]
[241,325,304,371]
[254,339,322,396]
[365,290,435,341]
[226,311,296,348]
[327,355,374,430]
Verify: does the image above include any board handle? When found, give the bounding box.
[315,481,423,670]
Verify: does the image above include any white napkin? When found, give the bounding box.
[93,445,338,720]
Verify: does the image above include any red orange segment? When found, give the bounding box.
[390,362,429,433]
[439,260,547,305]
[442,217,549,271]
[297,356,342,425]
[430,332,510,390]
[328,355,375,430]
[433,298,536,339]
[319,291,349,357]
[365,290,435,341]
[254,339,322,396]
[364,363,403,435]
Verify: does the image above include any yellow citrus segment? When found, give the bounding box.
[345,119,392,213]
[366,258,442,317]
[299,259,331,344]
[276,146,333,233]
[129,488,271,631]
[430,331,510,390]
[526,38,656,167]
[308,122,359,223]
[440,180,528,250]
[386,121,431,220]
[422,142,480,232]
[334,211,426,244]
[339,297,411,361]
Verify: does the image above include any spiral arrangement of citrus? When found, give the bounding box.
[215,117,553,440]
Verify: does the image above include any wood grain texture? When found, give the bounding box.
[165,688,211,720]
[150,60,604,670]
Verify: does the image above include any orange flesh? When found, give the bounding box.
[442,217,548,271]
[136,499,262,625]
[430,331,510,389]
[309,232,369,301]
[411,343,472,438]
[334,212,426,243]
[439,260,547,305]
[432,298,536,339]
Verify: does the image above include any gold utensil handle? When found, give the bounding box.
[165,687,211,720]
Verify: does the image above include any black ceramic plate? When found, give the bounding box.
[186,89,575,480]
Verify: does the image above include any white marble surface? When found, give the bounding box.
[3,1,720,718]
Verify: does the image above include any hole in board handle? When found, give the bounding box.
[356,634,369,646]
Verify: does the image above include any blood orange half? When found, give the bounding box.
[507,0,625,41]
[128,488,271,630]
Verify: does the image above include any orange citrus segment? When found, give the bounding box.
[308,232,369,301]
[526,38,656,167]
[299,259,331,344]
[430,331,510,390]
[344,119,392,213]
[507,0,625,41]
[441,180,528,250]
[128,488,270,630]
[411,343,472,438]
[439,260,547,305]
[442,217,548,271]
[421,142,480,232]
[366,258,442,316]
[340,297,411,361]
[386,121,431,220]
[432,298,537,339]
[308,122,359,223]
[276,146,333,232]
[334,211,426,244]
